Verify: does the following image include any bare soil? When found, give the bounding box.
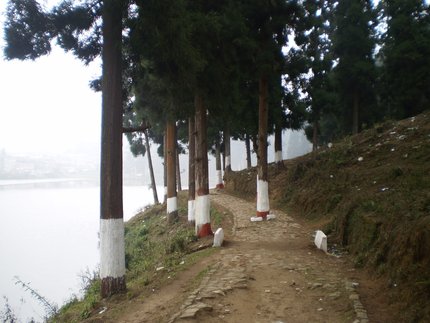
[90,190,398,323]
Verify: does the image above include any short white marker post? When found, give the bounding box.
[314,230,328,253]
[213,228,224,247]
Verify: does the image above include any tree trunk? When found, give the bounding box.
[215,136,224,189]
[166,120,178,223]
[224,126,231,173]
[188,116,196,224]
[176,144,182,191]
[100,0,126,298]
[144,129,159,204]
[352,89,359,135]
[163,133,167,203]
[274,123,282,164]
[252,134,259,161]
[222,148,225,172]
[194,93,212,237]
[256,75,270,219]
[245,133,252,169]
[122,124,148,133]
[312,119,319,151]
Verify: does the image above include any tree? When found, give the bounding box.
[4,0,127,298]
[214,134,224,189]
[223,127,232,173]
[187,116,196,225]
[143,129,159,204]
[99,0,126,297]
[123,111,160,205]
[379,0,430,119]
[256,75,270,219]
[332,0,377,134]
[245,133,252,169]
[133,0,246,237]
[166,119,178,223]
[131,0,199,228]
[274,121,283,163]
[194,94,212,237]
[236,0,300,219]
[299,0,335,149]
[4,0,53,60]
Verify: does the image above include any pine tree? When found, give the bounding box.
[236,0,301,219]
[331,0,377,135]
[99,0,127,298]
[299,0,336,149]
[380,0,430,118]
[187,116,196,225]
[166,119,178,223]
[4,0,128,297]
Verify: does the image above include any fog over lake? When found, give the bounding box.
[0,180,161,322]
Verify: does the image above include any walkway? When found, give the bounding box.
[169,190,369,323]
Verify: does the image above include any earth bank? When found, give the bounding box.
[52,112,429,323]
[225,111,430,322]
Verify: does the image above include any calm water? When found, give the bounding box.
[0,179,160,322]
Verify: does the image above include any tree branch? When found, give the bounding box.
[122,123,150,133]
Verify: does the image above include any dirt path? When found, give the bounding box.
[117,190,380,323]
[170,191,371,323]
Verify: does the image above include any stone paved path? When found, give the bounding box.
[169,191,369,323]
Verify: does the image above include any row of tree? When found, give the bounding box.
[4,0,429,297]
[298,0,430,147]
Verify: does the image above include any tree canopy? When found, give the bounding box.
[6,0,428,150]
[4,0,430,299]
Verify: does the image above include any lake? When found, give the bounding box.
[0,179,161,322]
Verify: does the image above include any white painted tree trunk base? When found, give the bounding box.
[256,177,270,218]
[216,170,224,189]
[188,199,195,223]
[225,156,231,169]
[167,196,178,214]
[275,150,282,163]
[100,218,126,279]
[195,194,212,237]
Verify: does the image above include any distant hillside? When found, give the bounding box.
[225,110,430,322]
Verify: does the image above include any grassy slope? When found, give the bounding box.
[51,112,429,322]
[225,111,430,322]
[51,192,227,322]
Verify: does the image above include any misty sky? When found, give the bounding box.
[0,1,102,156]
[0,1,312,169]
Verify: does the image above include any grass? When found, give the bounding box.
[50,193,228,322]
